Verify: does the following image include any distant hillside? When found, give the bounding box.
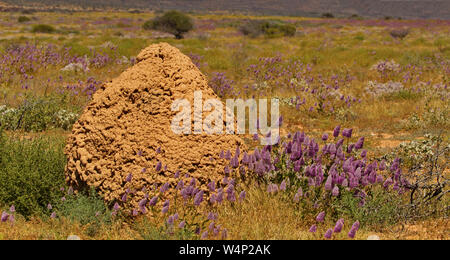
[2,0,449,19]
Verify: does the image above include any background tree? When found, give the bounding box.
[143,10,193,39]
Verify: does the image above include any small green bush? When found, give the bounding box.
[133,217,196,240]
[239,20,296,38]
[332,188,404,228]
[143,10,193,39]
[349,14,362,19]
[279,24,296,37]
[31,24,56,34]
[322,13,334,18]
[239,20,264,37]
[18,16,31,23]
[0,95,79,132]
[390,28,410,40]
[0,132,66,217]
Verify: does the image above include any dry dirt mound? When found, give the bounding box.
[64,42,245,210]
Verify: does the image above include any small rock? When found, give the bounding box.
[367,235,380,240]
[67,235,81,240]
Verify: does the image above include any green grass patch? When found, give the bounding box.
[0,131,66,217]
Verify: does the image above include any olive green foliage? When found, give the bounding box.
[239,20,296,38]
[0,131,66,217]
[390,28,410,40]
[332,188,404,228]
[143,10,193,39]
[0,95,79,132]
[31,24,56,33]
[18,16,31,23]
[133,217,196,240]
[55,188,112,236]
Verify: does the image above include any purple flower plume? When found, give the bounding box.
[316,211,325,222]
[149,196,158,206]
[332,186,339,196]
[355,137,365,150]
[342,128,353,138]
[179,220,185,229]
[167,215,174,225]
[1,212,9,222]
[239,191,246,201]
[156,161,162,172]
[324,229,333,239]
[333,125,341,138]
[194,190,204,206]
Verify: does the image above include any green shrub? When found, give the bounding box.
[32,24,56,33]
[18,16,31,23]
[143,10,193,39]
[332,188,404,228]
[54,188,112,237]
[380,134,449,220]
[0,95,79,132]
[133,217,196,240]
[279,24,296,37]
[390,28,410,40]
[239,20,296,38]
[239,20,264,37]
[0,132,66,217]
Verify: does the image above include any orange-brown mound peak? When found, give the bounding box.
[64,42,245,210]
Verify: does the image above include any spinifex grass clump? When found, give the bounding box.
[239,20,296,38]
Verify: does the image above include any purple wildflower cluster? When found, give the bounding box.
[100,158,250,239]
[242,55,359,114]
[60,77,103,99]
[209,72,238,98]
[218,125,411,238]
[1,205,16,224]
[309,211,360,239]
[0,43,128,101]
[0,43,72,84]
